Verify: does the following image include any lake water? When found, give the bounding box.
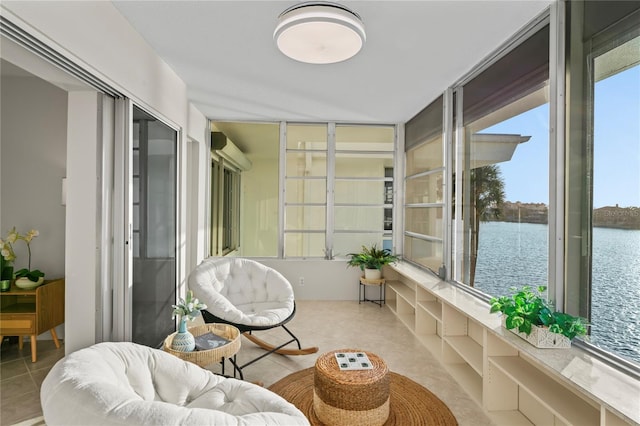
[474,221,640,365]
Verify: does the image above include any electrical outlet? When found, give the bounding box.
[299,277,304,286]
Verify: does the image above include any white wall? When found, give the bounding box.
[1,2,187,124]
[187,104,209,268]
[65,91,100,352]
[0,76,67,280]
[1,2,206,351]
[0,74,67,340]
[260,259,364,300]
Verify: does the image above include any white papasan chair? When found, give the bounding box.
[40,341,309,426]
[188,257,318,379]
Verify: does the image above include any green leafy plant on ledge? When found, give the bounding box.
[489,285,588,340]
[347,244,398,271]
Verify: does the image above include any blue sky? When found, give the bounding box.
[482,65,639,208]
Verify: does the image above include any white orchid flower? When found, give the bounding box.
[6,229,17,244]
[23,229,39,242]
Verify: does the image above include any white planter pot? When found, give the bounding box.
[15,276,44,290]
[364,268,382,280]
[502,317,571,349]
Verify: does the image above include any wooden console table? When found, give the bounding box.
[0,278,64,362]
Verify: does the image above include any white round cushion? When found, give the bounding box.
[188,258,295,327]
[40,342,309,425]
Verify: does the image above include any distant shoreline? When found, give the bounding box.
[484,202,640,230]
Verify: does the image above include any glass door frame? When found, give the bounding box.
[112,99,183,343]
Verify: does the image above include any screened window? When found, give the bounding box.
[333,125,394,256]
[210,159,240,256]
[454,23,550,296]
[404,96,445,272]
[566,2,640,366]
[222,168,239,253]
[284,123,327,257]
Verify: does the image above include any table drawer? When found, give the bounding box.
[0,314,36,334]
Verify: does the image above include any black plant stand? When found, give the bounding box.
[359,277,386,307]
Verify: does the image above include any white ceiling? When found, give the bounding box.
[112,0,552,124]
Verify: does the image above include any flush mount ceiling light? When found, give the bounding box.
[274,1,366,64]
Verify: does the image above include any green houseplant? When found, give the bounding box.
[347,244,398,279]
[489,285,588,348]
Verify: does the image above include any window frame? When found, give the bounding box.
[448,12,554,300]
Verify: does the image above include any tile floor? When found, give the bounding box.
[1,301,493,425]
[1,338,64,425]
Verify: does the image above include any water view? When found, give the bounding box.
[474,221,640,365]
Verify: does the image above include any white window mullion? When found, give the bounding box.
[394,124,404,258]
[453,87,465,283]
[326,123,336,259]
[549,1,566,310]
[443,87,454,280]
[278,121,286,258]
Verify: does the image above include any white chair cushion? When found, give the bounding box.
[40,342,309,425]
[188,258,295,327]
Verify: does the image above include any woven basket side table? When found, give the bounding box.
[313,349,390,426]
[163,323,241,373]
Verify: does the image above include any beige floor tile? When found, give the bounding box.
[1,301,494,426]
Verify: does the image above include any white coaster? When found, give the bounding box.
[334,352,373,370]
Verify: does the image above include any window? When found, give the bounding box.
[222,168,239,253]
[333,125,395,256]
[453,23,550,296]
[210,159,240,256]
[566,2,640,366]
[284,123,328,257]
[210,122,280,257]
[404,96,445,273]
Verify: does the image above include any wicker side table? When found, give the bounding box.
[313,349,390,426]
[163,323,241,375]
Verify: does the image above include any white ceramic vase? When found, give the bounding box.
[171,318,195,352]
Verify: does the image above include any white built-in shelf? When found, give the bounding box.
[488,410,534,426]
[416,334,442,356]
[444,335,483,376]
[489,356,600,426]
[418,300,442,321]
[397,313,415,332]
[382,262,639,426]
[447,362,483,405]
[386,281,415,307]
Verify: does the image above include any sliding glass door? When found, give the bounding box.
[130,105,177,348]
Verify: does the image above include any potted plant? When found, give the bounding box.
[347,244,398,280]
[2,228,45,289]
[0,228,18,281]
[489,285,588,348]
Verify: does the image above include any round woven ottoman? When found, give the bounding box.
[313,349,390,426]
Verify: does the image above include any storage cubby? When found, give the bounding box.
[383,262,638,426]
[385,279,415,332]
[488,356,599,426]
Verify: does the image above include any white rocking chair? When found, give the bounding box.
[188,257,318,379]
